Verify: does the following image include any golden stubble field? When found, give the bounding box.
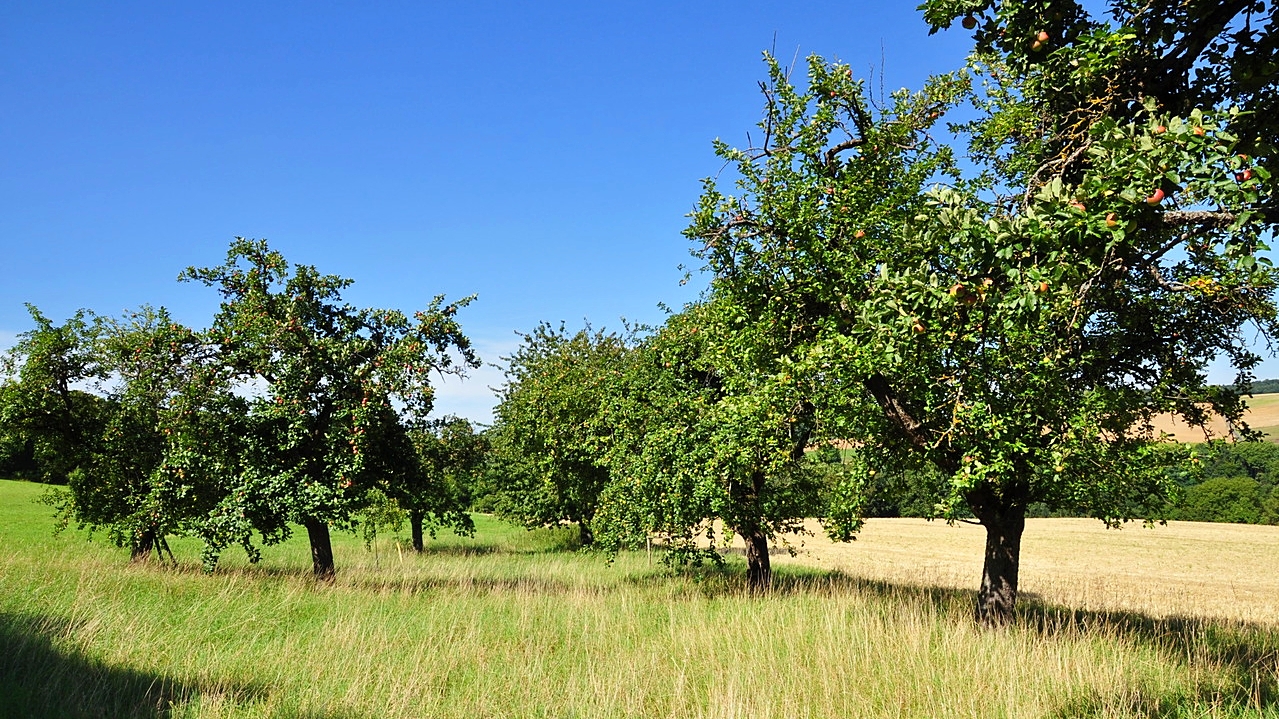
[767,517,1279,624]
[1150,392,1279,442]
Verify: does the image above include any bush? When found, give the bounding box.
[1174,477,1267,524]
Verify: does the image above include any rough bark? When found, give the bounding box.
[741,527,772,593]
[973,504,1026,627]
[304,517,336,581]
[410,509,424,553]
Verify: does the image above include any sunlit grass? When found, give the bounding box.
[2,479,1277,718]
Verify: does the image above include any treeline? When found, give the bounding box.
[1217,378,1279,395]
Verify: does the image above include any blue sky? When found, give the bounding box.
[0,2,1267,422]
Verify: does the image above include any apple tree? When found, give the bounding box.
[489,322,630,546]
[179,238,477,578]
[688,0,1279,624]
[391,415,484,552]
[1,305,223,561]
[592,302,833,591]
[0,307,109,487]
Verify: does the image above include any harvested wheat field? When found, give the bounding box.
[767,518,1279,624]
[1150,393,1279,442]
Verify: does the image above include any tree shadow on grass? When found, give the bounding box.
[341,573,582,596]
[632,561,1279,716]
[1023,600,1279,717]
[0,612,350,719]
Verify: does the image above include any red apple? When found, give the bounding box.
[962,15,977,29]
[1069,199,1086,211]
[1237,169,1253,182]
[1105,212,1118,227]
[1146,188,1166,204]
[912,320,926,334]
[854,229,866,239]
[1038,281,1050,293]
[1036,30,1049,42]
[1192,126,1206,136]
[1154,125,1167,134]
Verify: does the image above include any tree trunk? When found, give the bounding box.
[578,520,594,547]
[741,527,772,593]
[304,517,336,581]
[410,509,424,553]
[130,526,156,562]
[974,506,1026,627]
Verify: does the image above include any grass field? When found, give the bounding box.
[1150,393,1279,442]
[2,479,1278,718]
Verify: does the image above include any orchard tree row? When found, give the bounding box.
[487,0,1279,625]
[0,238,485,579]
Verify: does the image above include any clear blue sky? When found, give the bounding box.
[0,2,1265,422]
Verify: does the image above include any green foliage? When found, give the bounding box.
[1165,440,1279,524]
[0,305,224,558]
[1236,378,1279,394]
[489,322,631,544]
[593,303,826,586]
[685,1,1279,618]
[397,416,484,546]
[178,238,478,573]
[0,307,110,486]
[1174,476,1267,524]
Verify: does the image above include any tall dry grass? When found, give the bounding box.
[1,480,1276,718]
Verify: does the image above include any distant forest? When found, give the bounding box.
[1223,379,1279,394]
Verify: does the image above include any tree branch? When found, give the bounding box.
[1160,210,1243,228]
[824,139,865,171]
[864,373,936,456]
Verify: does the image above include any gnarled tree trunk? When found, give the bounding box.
[304,517,336,580]
[970,497,1026,627]
[130,526,157,562]
[740,526,772,593]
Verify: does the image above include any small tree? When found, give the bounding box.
[1,305,219,560]
[594,304,832,591]
[180,238,477,578]
[489,323,630,546]
[395,416,484,552]
[0,307,109,486]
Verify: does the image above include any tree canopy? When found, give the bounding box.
[489,322,630,546]
[178,238,478,577]
[686,0,1279,622]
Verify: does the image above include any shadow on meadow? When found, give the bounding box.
[639,560,1279,717]
[1026,601,1279,717]
[0,612,355,719]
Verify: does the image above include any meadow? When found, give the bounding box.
[2,478,1277,719]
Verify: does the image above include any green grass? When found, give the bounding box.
[1,479,1277,718]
